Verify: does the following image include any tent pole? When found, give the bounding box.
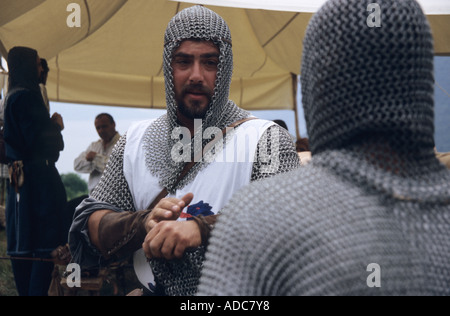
[0,52,4,72]
[292,74,301,140]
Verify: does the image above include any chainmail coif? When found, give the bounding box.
[198,0,450,296]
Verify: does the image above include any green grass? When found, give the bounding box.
[0,229,18,296]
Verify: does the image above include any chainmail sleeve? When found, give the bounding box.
[90,134,135,212]
[251,124,301,182]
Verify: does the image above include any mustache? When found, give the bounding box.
[181,84,213,97]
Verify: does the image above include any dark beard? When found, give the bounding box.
[176,83,213,119]
[177,99,211,119]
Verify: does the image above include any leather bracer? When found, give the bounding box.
[97,210,151,261]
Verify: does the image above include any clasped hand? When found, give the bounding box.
[143,193,202,260]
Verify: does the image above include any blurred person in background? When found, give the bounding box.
[4,46,66,296]
[74,113,120,194]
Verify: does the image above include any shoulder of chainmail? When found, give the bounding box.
[251,124,301,182]
[91,133,136,212]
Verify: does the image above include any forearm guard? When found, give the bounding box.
[97,210,151,261]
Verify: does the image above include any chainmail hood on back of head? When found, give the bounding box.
[301,0,448,201]
[144,5,249,192]
[302,0,435,156]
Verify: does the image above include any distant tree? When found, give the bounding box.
[61,173,88,201]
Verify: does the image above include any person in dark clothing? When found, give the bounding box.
[4,46,67,296]
[39,58,50,112]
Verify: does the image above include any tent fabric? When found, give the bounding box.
[176,0,450,14]
[0,0,449,111]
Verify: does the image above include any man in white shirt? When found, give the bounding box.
[74,113,120,193]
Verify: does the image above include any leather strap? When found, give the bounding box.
[147,117,257,210]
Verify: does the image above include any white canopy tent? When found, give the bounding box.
[1,0,449,138]
[177,0,450,14]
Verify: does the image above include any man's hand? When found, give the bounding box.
[142,192,200,260]
[142,220,202,260]
[51,112,64,131]
[86,151,97,162]
[144,193,194,232]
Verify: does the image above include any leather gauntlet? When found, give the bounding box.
[97,210,151,261]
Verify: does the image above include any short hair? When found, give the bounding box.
[95,113,115,124]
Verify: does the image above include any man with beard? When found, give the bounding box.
[69,5,300,296]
